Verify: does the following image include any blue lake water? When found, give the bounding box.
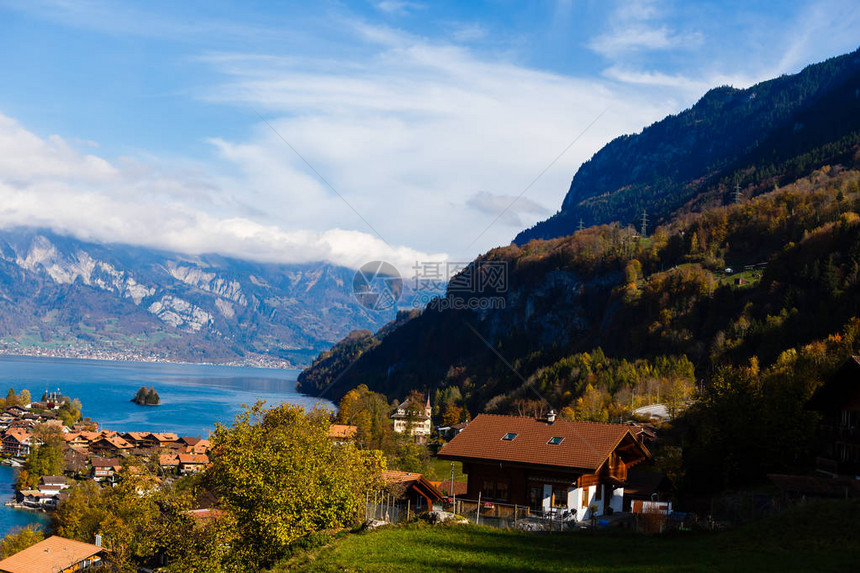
[0,355,331,537]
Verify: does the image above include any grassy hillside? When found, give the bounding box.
[275,500,860,573]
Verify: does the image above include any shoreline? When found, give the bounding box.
[0,349,306,371]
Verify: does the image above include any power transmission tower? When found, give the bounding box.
[733,180,742,204]
[577,218,584,232]
[640,209,648,237]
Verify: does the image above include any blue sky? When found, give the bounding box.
[0,0,857,271]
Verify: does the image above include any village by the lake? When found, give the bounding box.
[0,2,859,572]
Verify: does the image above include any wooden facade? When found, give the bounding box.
[438,414,651,520]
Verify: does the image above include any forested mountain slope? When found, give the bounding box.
[516,48,860,243]
[299,159,860,411]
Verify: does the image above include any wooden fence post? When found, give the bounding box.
[477,492,482,525]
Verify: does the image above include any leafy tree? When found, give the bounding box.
[148,486,236,572]
[18,389,30,406]
[5,388,17,408]
[441,403,464,427]
[16,425,64,489]
[209,402,384,569]
[336,385,393,451]
[0,525,44,558]
[55,470,163,572]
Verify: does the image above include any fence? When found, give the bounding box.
[449,499,577,531]
[364,491,420,524]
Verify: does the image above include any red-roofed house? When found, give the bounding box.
[0,535,106,573]
[91,457,123,482]
[438,413,651,521]
[185,439,210,455]
[327,425,358,444]
[159,453,180,474]
[1,428,32,457]
[89,434,133,456]
[177,453,209,475]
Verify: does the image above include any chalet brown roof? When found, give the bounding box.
[92,435,132,449]
[0,535,105,573]
[808,355,860,411]
[3,429,31,443]
[123,431,150,443]
[382,470,424,485]
[438,414,649,471]
[381,471,445,502]
[327,424,358,439]
[178,453,209,465]
[91,457,122,469]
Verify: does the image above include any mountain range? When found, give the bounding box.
[0,229,395,366]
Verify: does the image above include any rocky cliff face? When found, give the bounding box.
[0,229,394,366]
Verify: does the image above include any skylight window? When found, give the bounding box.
[547,436,564,445]
[501,432,518,441]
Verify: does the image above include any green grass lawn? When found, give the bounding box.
[423,458,467,483]
[274,499,859,573]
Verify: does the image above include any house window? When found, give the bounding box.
[552,486,568,507]
[482,480,510,501]
[581,488,589,508]
[547,436,564,445]
[528,486,543,510]
[501,433,518,441]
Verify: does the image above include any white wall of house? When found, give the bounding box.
[609,487,624,513]
[542,484,552,511]
[572,485,594,521]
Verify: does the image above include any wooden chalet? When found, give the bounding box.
[177,453,209,475]
[159,453,181,473]
[808,355,860,477]
[89,434,133,456]
[381,470,445,510]
[438,413,651,521]
[91,457,122,482]
[63,445,89,475]
[185,439,210,455]
[1,428,32,457]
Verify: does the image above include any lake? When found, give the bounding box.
[0,355,331,537]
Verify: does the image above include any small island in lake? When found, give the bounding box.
[131,386,161,406]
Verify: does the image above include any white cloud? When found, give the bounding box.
[194,24,675,261]
[375,1,426,16]
[590,26,703,57]
[466,192,550,227]
[588,0,702,58]
[0,112,442,274]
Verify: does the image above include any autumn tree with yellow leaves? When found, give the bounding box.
[210,402,385,569]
